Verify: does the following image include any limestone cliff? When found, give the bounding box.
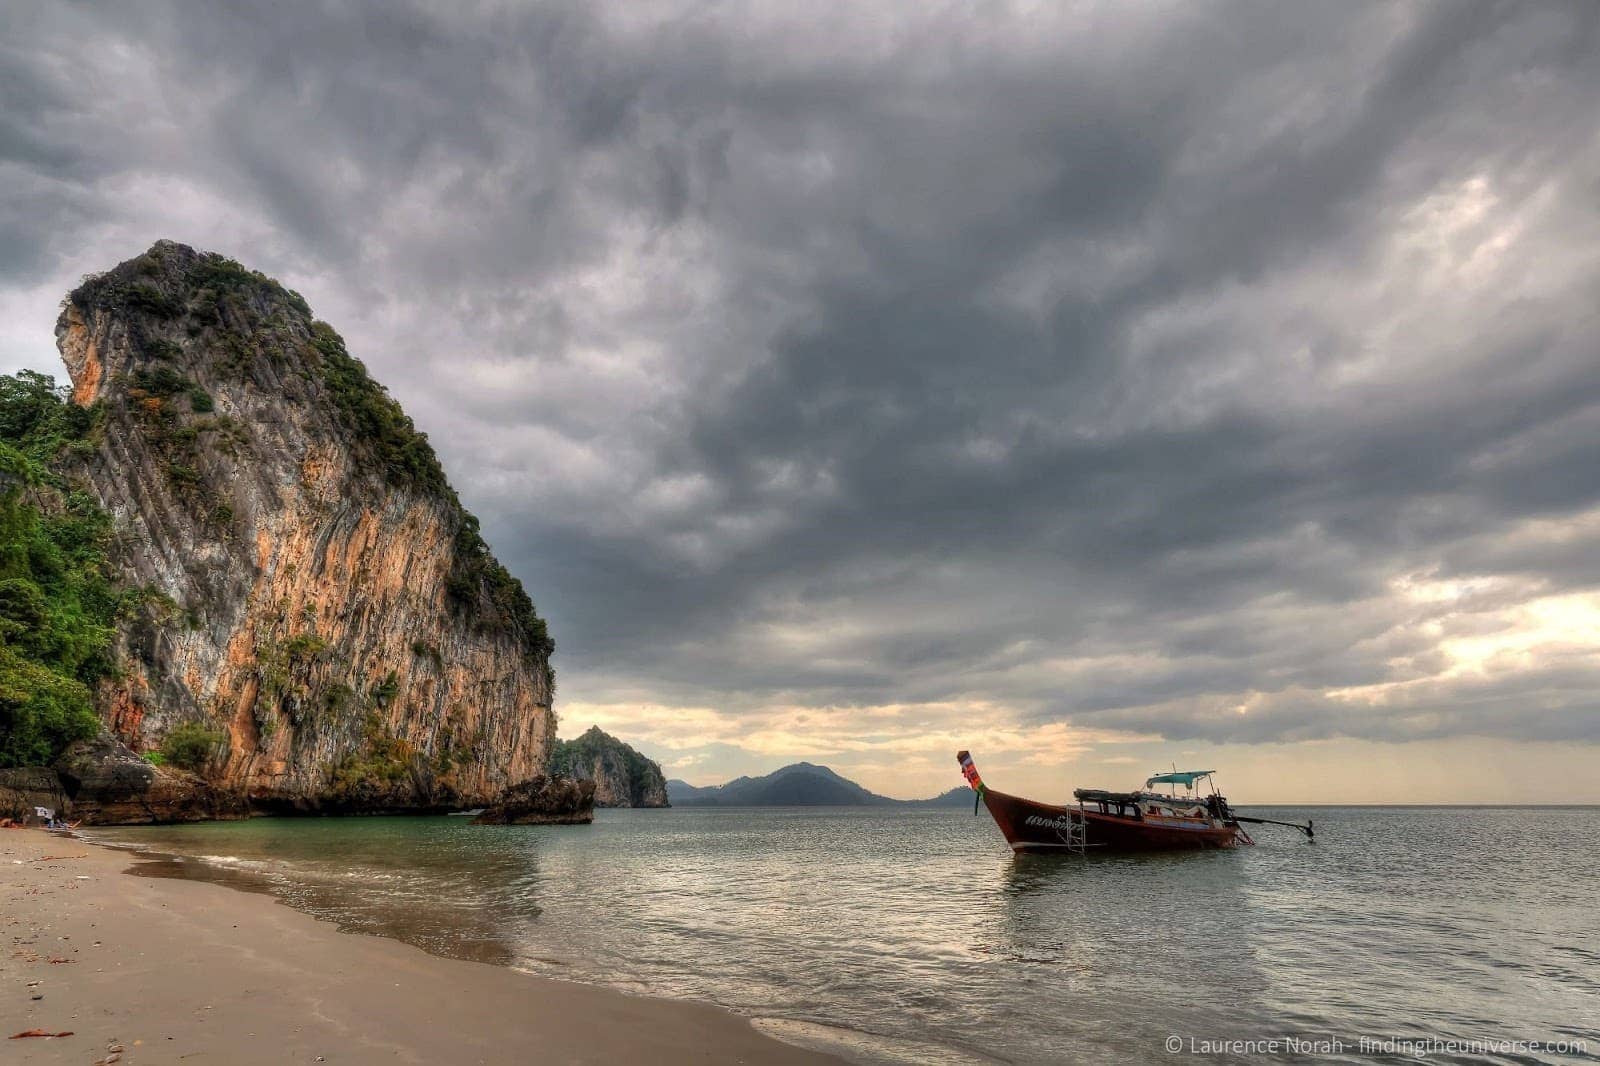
[551,726,669,808]
[54,241,556,814]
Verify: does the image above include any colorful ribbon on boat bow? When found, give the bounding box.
[956,750,986,815]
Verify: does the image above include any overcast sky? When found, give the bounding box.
[5,2,1599,801]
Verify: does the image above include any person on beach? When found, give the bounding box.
[38,808,80,830]
[32,806,78,829]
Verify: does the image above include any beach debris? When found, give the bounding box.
[9,1029,74,1039]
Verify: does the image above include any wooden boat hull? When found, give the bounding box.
[980,788,1241,854]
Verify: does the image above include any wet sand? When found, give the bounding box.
[2,830,840,1065]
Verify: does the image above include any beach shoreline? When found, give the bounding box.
[2,830,840,1065]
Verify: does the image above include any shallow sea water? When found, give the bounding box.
[92,806,1599,1064]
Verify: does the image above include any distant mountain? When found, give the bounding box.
[908,786,977,808]
[668,762,894,806]
[667,763,974,807]
[664,779,714,804]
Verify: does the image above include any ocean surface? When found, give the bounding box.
[89,807,1597,1064]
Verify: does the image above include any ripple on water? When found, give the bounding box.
[752,1018,1006,1066]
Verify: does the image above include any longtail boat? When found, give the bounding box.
[956,751,1312,854]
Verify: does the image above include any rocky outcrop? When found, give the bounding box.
[471,774,594,825]
[550,726,669,807]
[52,242,557,821]
[53,735,247,824]
[0,768,69,822]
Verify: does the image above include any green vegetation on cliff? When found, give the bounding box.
[552,725,655,779]
[0,372,118,767]
[158,720,225,771]
[329,711,417,801]
[310,321,451,497]
[307,321,554,675]
[551,726,667,807]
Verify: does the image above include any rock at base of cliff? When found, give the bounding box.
[0,768,70,821]
[53,734,249,825]
[472,774,595,825]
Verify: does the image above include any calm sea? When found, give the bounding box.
[90,807,1597,1064]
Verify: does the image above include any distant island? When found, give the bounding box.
[551,726,669,808]
[667,762,971,807]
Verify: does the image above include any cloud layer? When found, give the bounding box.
[5,2,1599,797]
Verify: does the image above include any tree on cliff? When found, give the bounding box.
[0,372,118,767]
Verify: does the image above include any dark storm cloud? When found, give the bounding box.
[4,1,1600,751]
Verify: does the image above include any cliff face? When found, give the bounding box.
[551,726,668,808]
[0,768,68,823]
[54,241,556,813]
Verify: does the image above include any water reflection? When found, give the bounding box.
[985,844,1270,1063]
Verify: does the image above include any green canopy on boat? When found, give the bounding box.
[1145,770,1215,788]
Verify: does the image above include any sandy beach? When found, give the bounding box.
[2,830,839,1065]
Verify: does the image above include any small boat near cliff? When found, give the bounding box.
[956,751,1312,854]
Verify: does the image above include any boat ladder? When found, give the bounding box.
[1064,812,1089,854]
